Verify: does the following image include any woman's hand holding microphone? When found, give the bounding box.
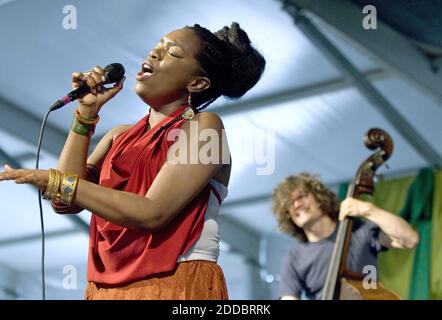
[72,65,126,118]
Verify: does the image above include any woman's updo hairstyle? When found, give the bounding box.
[186,22,266,110]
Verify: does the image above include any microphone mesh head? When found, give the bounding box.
[104,63,125,83]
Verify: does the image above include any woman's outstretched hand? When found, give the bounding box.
[0,165,49,191]
[72,65,126,117]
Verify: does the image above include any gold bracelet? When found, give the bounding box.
[44,169,57,200]
[60,174,79,205]
[42,169,56,200]
[75,108,100,125]
[43,169,61,201]
[53,170,62,200]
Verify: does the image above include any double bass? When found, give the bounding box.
[321,128,400,300]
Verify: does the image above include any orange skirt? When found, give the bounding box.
[85,260,229,300]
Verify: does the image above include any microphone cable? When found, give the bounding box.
[35,108,52,300]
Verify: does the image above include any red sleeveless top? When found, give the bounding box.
[87,105,211,285]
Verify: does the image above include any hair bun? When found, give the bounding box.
[215,22,266,98]
[216,22,252,56]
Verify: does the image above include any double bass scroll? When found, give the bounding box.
[321,128,399,300]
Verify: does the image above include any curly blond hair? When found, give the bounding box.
[271,172,340,242]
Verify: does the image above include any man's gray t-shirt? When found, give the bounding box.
[279,220,387,300]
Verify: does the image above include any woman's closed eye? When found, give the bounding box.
[168,50,181,58]
[151,44,181,58]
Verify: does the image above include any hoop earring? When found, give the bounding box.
[182,92,195,120]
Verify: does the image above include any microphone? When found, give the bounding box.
[49,63,125,111]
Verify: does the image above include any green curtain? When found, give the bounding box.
[371,169,442,299]
[398,168,433,299]
[339,169,442,299]
[338,182,349,201]
[431,170,442,299]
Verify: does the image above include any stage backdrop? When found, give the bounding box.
[370,169,442,300]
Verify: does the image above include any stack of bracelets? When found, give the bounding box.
[42,108,97,205]
[43,169,79,206]
[71,108,100,137]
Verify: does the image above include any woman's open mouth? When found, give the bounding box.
[136,62,155,80]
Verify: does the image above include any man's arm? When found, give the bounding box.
[340,197,419,249]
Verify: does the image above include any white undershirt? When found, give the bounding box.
[177,180,227,263]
